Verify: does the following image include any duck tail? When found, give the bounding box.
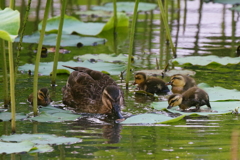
[62,65,76,70]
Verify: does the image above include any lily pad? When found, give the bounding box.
[18,60,125,76]
[1,133,82,145]
[92,2,157,12]
[30,106,80,122]
[76,10,112,17]
[14,32,106,46]
[0,8,20,42]
[0,141,34,154]
[74,54,128,63]
[172,55,240,66]
[29,144,53,153]
[206,0,240,4]
[39,13,129,36]
[135,69,196,77]
[0,112,27,121]
[230,5,240,12]
[121,113,185,124]
[198,83,240,101]
[151,101,240,116]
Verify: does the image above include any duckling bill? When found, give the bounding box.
[62,65,124,120]
[28,88,52,106]
[167,74,196,94]
[134,72,170,94]
[167,87,211,111]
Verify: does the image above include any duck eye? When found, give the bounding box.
[173,77,181,80]
[135,77,141,80]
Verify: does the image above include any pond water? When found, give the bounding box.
[1,0,240,159]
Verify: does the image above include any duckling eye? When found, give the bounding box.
[135,77,141,80]
[173,77,181,80]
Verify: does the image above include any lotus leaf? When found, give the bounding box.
[151,101,240,116]
[121,113,185,124]
[0,141,34,154]
[38,13,129,36]
[18,61,125,76]
[172,55,240,66]
[0,8,20,42]
[0,112,27,121]
[29,144,53,153]
[92,2,157,12]
[206,0,240,4]
[0,133,82,145]
[14,32,106,46]
[230,5,240,12]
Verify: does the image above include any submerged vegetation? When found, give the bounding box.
[0,0,240,158]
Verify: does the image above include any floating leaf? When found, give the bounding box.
[0,112,27,121]
[75,10,112,17]
[74,54,128,63]
[18,61,125,76]
[135,69,196,77]
[92,2,157,12]
[121,113,185,124]
[0,141,34,154]
[230,5,240,12]
[15,32,106,46]
[1,134,82,145]
[0,8,20,42]
[30,106,80,122]
[151,101,240,116]
[198,83,240,101]
[103,12,129,31]
[206,0,240,5]
[29,144,53,153]
[38,13,129,36]
[172,55,240,66]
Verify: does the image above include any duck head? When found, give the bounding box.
[167,74,186,87]
[38,88,51,106]
[167,94,182,109]
[102,85,124,119]
[133,72,146,85]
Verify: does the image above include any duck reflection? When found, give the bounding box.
[70,115,122,144]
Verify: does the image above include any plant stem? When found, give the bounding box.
[1,40,10,107]
[33,0,52,116]
[51,0,68,86]
[8,42,16,133]
[125,0,139,89]
[157,0,176,58]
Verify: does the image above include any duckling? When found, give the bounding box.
[133,72,170,94]
[167,87,211,111]
[167,74,196,94]
[62,65,124,120]
[28,88,52,106]
[237,45,240,57]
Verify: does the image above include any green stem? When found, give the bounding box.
[8,42,16,133]
[125,0,139,89]
[51,0,68,86]
[33,0,52,116]
[157,0,176,58]
[15,0,32,83]
[1,40,10,107]
[9,0,15,9]
[113,0,118,54]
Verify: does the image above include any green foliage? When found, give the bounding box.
[91,2,157,12]
[121,114,185,124]
[0,141,34,154]
[15,32,106,46]
[172,55,240,66]
[19,60,125,76]
[38,13,129,36]
[0,8,20,42]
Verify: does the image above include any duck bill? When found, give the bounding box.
[166,82,172,85]
[167,105,173,109]
[112,103,124,119]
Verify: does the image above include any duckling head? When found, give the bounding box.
[133,72,147,85]
[167,94,182,109]
[168,74,186,87]
[38,88,51,106]
[102,85,124,120]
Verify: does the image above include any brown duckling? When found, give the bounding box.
[167,87,211,111]
[167,74,196,94]
[133,72,170,94]
[62,65,124,120]
[28,88,52,106]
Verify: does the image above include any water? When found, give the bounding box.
[1,0,240,159]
